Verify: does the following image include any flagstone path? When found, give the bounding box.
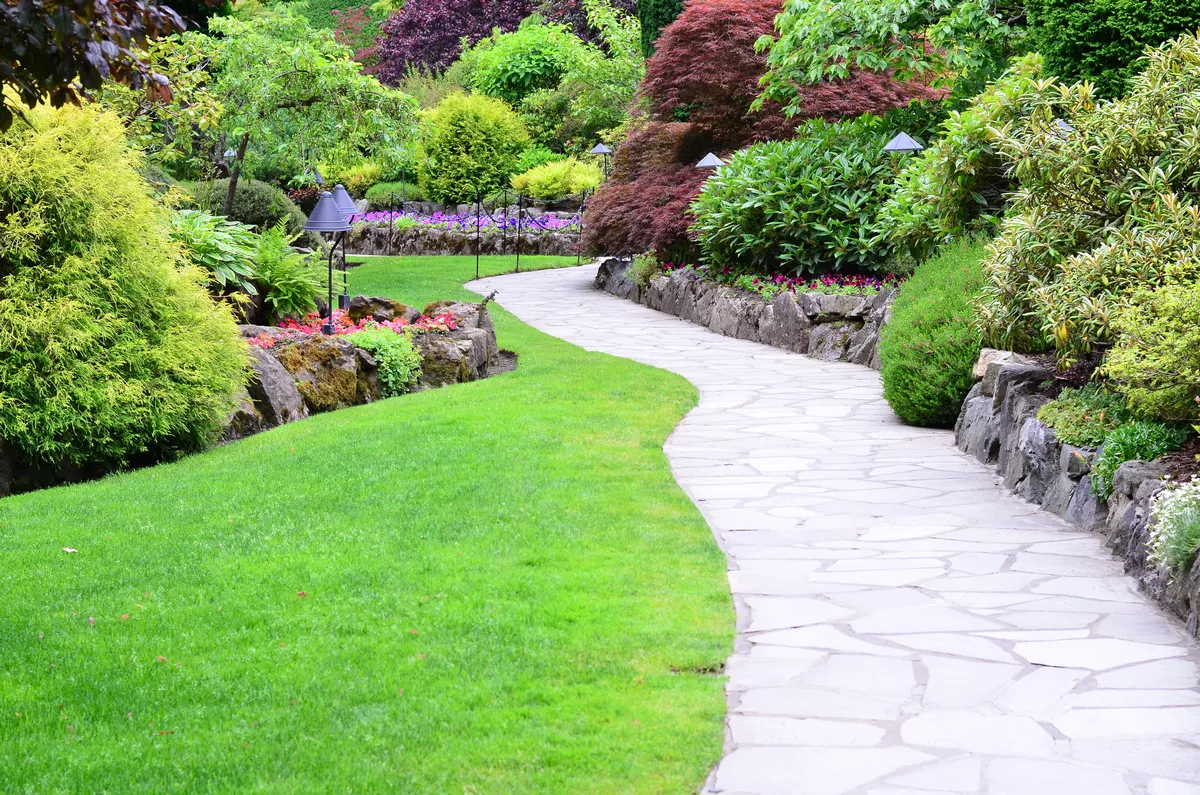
[468,264,1200,795]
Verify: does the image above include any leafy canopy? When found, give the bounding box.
[0,0,185,130]
[756,0,1025,113]
[201,13,418,179]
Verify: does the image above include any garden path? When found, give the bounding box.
[468,264,1200,795]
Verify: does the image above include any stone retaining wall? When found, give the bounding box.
[347,225,581,258]
[956,361,1200,635]
[594,258,894,370]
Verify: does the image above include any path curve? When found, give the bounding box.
[468,264,1200,795]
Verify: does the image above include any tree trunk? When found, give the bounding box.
[223,132,251,217]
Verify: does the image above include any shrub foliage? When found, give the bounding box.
[418,93,531,204]
[1025,0,1200,99]
[690,117,896,276]
[511,157,602,199]
[1092,421,1190,500]
[584,0,937,257]
[879,243,986,428]
[0,101,246,473]
[976,32,1200,363]
[1036,386,1134,448]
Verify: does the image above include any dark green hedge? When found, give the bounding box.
[880,242,986,428]
[1026,0,1200,98]
[638,0,684,56]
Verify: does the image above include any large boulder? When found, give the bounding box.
[414,334,476,388]
[271,335,380,413]
[246,346,308,427]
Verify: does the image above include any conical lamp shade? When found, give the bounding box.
[305,192,352,232]
[590,143,612,155]
[883,132,924,153]
[331,184,357,218]
[696,152,724,168]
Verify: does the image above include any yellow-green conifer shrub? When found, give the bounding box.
[0,98,248,475]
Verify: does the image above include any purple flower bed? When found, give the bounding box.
[662,262,901,299]
[351,210,582,235]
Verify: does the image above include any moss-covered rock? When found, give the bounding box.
[273,336,374,413]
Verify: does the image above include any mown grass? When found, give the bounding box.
[0,255,732,793]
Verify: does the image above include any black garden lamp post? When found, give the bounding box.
[696,152,725,169]
[330,184,359,310]
[591,143,613,180]
[313,168,325,187]
[304,191,352,335]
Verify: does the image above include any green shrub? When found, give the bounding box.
[879,242,986,428]
[626,251,661,287]
[1149,478,1200,572]
[1105,279,1200,422]
[168,209,259,294]
[512,144,565,175]
[418,93,531,204]
[1037,386,1134,448]
[335,161,383,197]
[465,16,585,106]
[346,328,422,397]
[1025,0,1200,99]
[689,116,896,276]
[510,157,602,199]
[1092,421,1190,500]
[365,181,425,205]
[879,55,1048,268]
[187,178,312,241]
[0,100,247,472]
[253,223,323,322]
[976,32,1200,363]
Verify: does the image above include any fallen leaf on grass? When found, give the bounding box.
[297,591,306,599]
[87,617,94,626]
[156,656,167,663]
[62,548,77,554]
[155,730,174,736]
[120,615,129,621]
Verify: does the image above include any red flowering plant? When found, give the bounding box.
[278,309,458,336]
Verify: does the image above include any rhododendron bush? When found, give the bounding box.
[583,0,940,259]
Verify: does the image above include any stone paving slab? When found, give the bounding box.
[468,265,1200,794]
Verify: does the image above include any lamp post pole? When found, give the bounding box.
[303,191,352,335]
[591,143,613,180]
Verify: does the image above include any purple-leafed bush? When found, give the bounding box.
[375,0,535,81]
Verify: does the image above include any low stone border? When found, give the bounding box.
[956,360,1200,634]
[594,258,894,369]
[347,225,581,258]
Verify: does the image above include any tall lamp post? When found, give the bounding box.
[330,184,358,310]
[591,143,613,180]
[304,191,352,335]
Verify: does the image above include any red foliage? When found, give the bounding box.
[374,0,534,82]
[539,0,638,46]
[332,6,380,71]
[583,0,942,257]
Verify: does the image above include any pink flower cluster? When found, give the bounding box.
[749,271,900,294]
[243,309,461,339]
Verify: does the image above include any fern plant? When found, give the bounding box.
[253,222,323,322]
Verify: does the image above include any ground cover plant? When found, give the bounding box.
[1149,477,1200,572]
[1092,421,1191,500]
[0,254,731,791]
[879,242,986,428]
[1036,386,1135,448]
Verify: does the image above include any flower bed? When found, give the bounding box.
[352,209,582,234]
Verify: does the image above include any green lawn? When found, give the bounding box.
[0,255,733,793]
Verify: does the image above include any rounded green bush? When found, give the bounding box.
[418,92,531,204]
[689,116,896,276]
[879,242,986,428]
[510,156,601,199]
[186,178,314,242]
[0,100,248,474]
